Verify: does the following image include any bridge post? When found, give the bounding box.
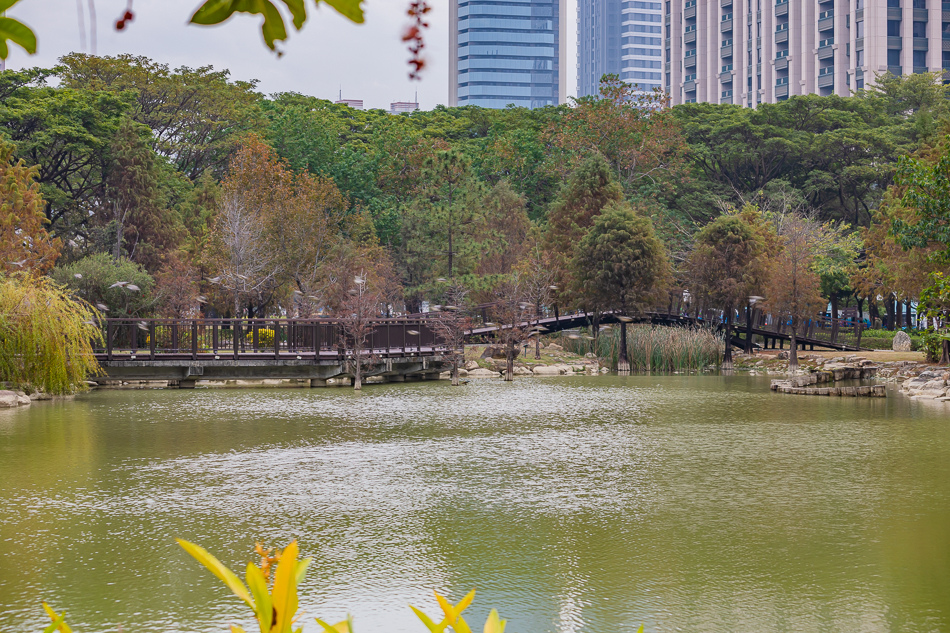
[179,379,196,389]
[387,374,406,382]
[310,378,328,388]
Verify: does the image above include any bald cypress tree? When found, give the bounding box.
[572,202,670,371]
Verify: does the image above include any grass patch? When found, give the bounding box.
[553,324,722,372]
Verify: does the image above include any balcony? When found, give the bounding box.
[685,4,696,19]
[721,44,734,57]
[914,37,929,50]
[888,36,903,49]
[887,7,902,19]
[818,73,834,88]
[684,80,697,92]
[721,0,732,6]
[685,55,697,68]
[721,18,733,32]
[888,65,903,75]
[914,8,928,21]
[818,45,835,60]
[818,16,834,32]
[775,56,788,70]
[776,84,789,98]
[685,30,696,44]
[914,66,930,73]
[776,0,788,17]
[776,29,788,44]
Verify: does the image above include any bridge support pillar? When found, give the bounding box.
[179,379,197,389]
[387,375,406,382]
[310,379,328,388]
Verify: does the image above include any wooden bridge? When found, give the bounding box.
[93,305,865,385]
[93,318,454,387]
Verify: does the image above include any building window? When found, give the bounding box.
[856,49,865,66]
[887,0,900,7]
[888,49,901,66]
[887,20,901,37]
[914,50,927,68]
[913,21,927,38]
[856,20,864,38]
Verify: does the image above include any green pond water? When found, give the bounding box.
[1,375,950,633]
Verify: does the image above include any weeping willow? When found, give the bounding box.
[0,274,102,394]
[556,324,723,372]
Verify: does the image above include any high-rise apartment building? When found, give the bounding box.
[664,0,948,107]
[578,0,664,98]
[449,0,568,108]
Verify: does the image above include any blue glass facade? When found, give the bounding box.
[578,0,662,97]
[453,0,563,108]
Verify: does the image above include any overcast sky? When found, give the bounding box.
[4,0,578,110]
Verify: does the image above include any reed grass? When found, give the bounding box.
[0,274,102,394]
[555,324,722,372]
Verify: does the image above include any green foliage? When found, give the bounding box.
[919,329,943,363]
[51,254,155,317]
[0,274,101,394]
[894,136,950,256]
[0,0,36,60]
[190,0,364,51]
[571,201,670,311]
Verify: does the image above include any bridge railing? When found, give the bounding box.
[95,318,448,360]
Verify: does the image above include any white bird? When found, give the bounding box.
[293,289,303,295]
[96,303,109,311]
[7,259,25,267]
[407,330,420,335]
[109,281,128,289]
[126,284,140,292]
[68,239,78,248]
[436,277,447,282]
[197,295,207,304]
[354,276,364,284]
[208,276,221,284]
[74,273,83,279]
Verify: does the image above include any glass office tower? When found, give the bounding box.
[578,0,663,98]
[449,0,567,108]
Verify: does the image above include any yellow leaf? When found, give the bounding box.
[245,562,273,633]
[270,540,300,633]
[231,626,248,633]
[41,603,72,633]
[483,609,506,633]
[177,539,253,608]
[314,616,352,633]
[409,605,448,633]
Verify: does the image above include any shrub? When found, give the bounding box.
[0,274,102,394]
[246,327,276,347]
[919,329,943,363]
[52,253,155,316]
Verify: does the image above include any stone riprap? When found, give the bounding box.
[770,364,885,397]
[900,370,950,400]
[0,390,32,407]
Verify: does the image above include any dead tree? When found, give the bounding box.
[431,285,471,386]
[338,272,380,390]
[491,275,533,381]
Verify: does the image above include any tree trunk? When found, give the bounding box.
[905,300,913,329]
[856,296,865,328]
[745,301,754,354]
[830,291,839,342]
[885,298,895,330]
[789,321,799,370]
[618,320,630,372]
[353,354,362,390]
[451,360,460,386]
[505,346,514,381]
[535,301,542,359]
[942,340,949,366]
[722,313,733,370]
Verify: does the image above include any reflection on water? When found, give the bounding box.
[1,376,950,632]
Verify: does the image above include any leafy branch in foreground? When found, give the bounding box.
[0,0,36,60]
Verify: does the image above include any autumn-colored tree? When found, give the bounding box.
[475,181,530,278]
[154,254,202,318]
[210,136,287,317]
[688,214,769,369]
[572,202,670,370]
[515,226,556,360]
[544,154,624,309]
[766,215,827,369]
[0,142,60,275]
[550,75,687,194]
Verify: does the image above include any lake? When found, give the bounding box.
[1,375,949,632]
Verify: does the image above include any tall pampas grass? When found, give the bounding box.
[0,274,102,394]
[557,324,722,372]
